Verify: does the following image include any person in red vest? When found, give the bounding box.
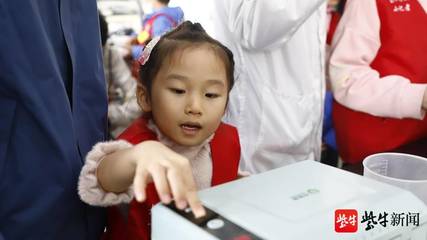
[329,0,427,166]
[78,21,240,240]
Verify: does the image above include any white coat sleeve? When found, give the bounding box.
[216,0,326,50]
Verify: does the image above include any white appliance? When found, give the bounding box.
[152,160,427,240]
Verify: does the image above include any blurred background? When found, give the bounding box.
[97,0,214,36]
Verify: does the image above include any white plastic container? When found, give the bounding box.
[363,152,427,205]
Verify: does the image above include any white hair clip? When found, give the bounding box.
[138,36,161,65]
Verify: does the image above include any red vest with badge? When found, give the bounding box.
[103,117,240,240]
[333,0,427,163]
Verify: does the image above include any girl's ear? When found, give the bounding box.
[136,84,152,112]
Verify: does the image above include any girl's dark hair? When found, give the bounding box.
[139,21,235,98]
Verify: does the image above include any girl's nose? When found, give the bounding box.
[185,95,202,116]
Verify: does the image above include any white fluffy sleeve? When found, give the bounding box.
[78,140,134,206]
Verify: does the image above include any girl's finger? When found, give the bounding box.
[180,167,205,218]
[166,168,187,209]
[149,164,172,204]
[133,166,149,202]
[186,189,205,218]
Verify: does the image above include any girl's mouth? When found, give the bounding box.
[180,123,202,135]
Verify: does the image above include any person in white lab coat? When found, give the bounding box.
[211,0,327,173]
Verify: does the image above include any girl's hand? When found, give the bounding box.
[131,141,206,218]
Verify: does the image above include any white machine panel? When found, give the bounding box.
[152,160,427,240]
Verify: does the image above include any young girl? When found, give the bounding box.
[78,21,240,240]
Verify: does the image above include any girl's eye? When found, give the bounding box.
[169,88,185,94]
[205,93,220,98]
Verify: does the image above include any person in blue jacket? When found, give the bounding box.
[132,0,184,59]
[0,0,107,239]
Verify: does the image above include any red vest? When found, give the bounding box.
[333,0,427,164]
[104,117,240,240]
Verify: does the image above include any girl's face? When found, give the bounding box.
[139,46,229,146]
